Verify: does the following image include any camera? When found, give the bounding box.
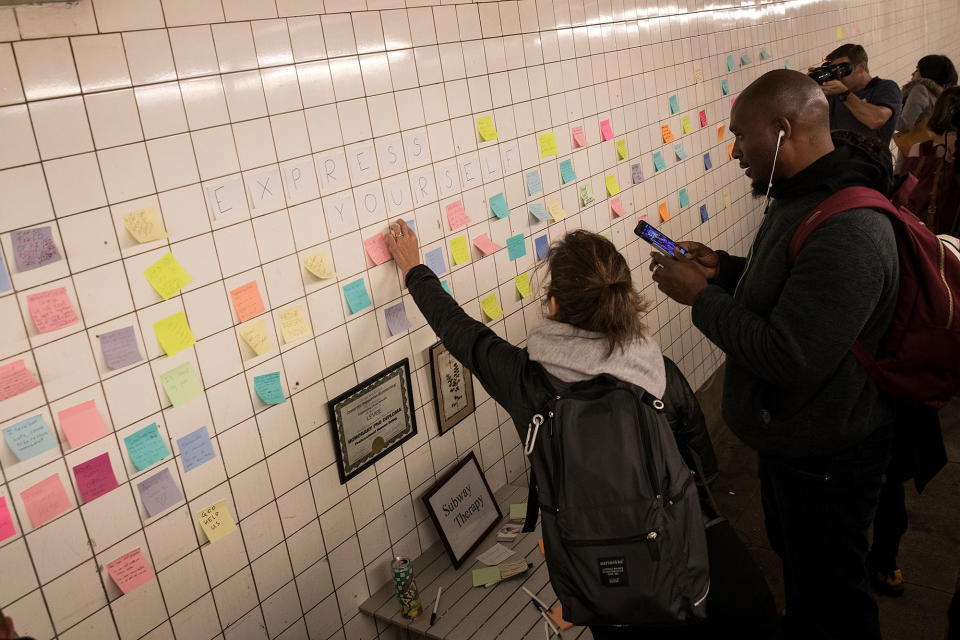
[808,61,853,85]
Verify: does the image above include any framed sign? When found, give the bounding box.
[423,451,502,569]
[429,341,475,435]
[328,358,417,484]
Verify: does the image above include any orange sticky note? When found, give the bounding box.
[58,399,108,449]
[727,143,734,160]
[20,474,71,528]
[27,287,78,333]
[658,202,670,221]
[229,281,265,323]
[107,548,156,594]
[661,125,675,143]
[364,234,391,265]
[718,125,726,142]
[0,359,40,401]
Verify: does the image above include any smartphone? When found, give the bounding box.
[634,220,686,256]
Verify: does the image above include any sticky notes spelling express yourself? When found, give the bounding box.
[154,312,196,356]
[229,281,265,323]
[73,452,119,504]
[0,359,40,402]
[123,207,167,243]
[124,423,170,471]
[144,252,191,300]
[27,288,78,333]
[98,326,143,370]
[538,132,558,157]
[198,500,237,543]
[159,361,203,407]
[253,372,286,405]
[59,399,107,449]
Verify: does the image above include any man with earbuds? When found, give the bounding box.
[650,70,899,640]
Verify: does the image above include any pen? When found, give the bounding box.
[522,587,560,637]
[430,585,442,626]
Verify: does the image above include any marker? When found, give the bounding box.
[430,585,442,626]
[522,587,560,637]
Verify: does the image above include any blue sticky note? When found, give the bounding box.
[343,279,372,314]
[424,247,447,276]
[137,468,184,518]
[535,235,549,260]
[405,219,416,235]
[674,144,687,161]
[506,234,527,261]
[669,94,680,114]
[631,164,644,184]
[525,170,543,196]
[740,52,752,65]
[721,79,729,95]
[489,193,510,219]
[704,153,713,170]
[441,280,452,295]
[679,189,690,208]
[700,204,710,223]
[177,426,215,472]
[3,414,58,461]
[653,151,666,171]
[529,203,550,221]
[726,55,735,71]
[559,158,577,184]
[0,247,10,294]
[254,372,286,405]
[760,47,771,60]
[124,422,170,471]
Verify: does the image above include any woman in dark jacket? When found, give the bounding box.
[385,223,780,639]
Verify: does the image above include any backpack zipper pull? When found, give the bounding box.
[524,414,543,455]
[548,395,559,436]
[645,530,661,561]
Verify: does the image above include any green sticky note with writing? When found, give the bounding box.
[679,188,690,208]
[343,279,372,314]
[726,55,735,71]
[721,79,729,95]
[159,362,203,407]
[510,503,527,520]
[506,235,526,261]
[489,193,510,219]
[668,94,680,114]
[559,158,577,184]
[124,422,170,471]
[472,566,502,587]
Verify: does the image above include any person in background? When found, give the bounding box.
[820,44,902,147]
[1,614,35,640]
[894,55,957,167]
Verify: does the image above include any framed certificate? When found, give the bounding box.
[423,452,502,569]
[328,359,417,484]
[429,341,475,436]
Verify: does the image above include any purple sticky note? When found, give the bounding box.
[11,227,61,272]
[535,235,550,260]
[137,468,184,517]
[99,326,143,370]
[424,247,447,276]
[631,164,644,184]
[72,452,119,504]
[385,302,411,336]
[177,426,215,472]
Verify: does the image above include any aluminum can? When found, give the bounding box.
[391,556,423,619]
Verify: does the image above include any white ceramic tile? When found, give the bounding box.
[180,76,230,129]
[85,89,143,149]
[97,143,156,204]
[192,125,241,180]
[222,0,278,22]
[213,22,260,73]
[0,105,39,170]
[260,65,303,114]
[71,34,131,92]
[92,0,164,33]
[147,134,201,191]
[0,45,24,107]
[13,38,80,102]
[162,0,225,27]
[135,82,189,139]
[123,30,177,85]
[223,70,269,121]
[170,26,220,79]
[251,19,294,67]
[28,96,93,161]
[15,0,97,39]
[42,153,107,217]
[321,13,357,57]
[288,15,326,62]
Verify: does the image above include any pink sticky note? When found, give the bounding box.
[0,359,40,402]
[638,213,648,222]
[20,474,71,528]
[472,234,503,256]
[363,234,391,265]
[610,197,626,217]
[731,97,736,107]
[0,496,16,542]
[107,547,156,594]
[27,287,78,333]
[58,400,108,449]
[600,119,614,141]
[445,200,470,231]
[699,110,708,127]
[73,452,119,504]
[572,125,587,147]
[854,24,861,35]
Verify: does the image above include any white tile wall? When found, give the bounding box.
[0,1,958,639]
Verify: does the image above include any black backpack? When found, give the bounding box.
[522,374,710,626]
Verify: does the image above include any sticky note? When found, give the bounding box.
[144,252,191,301]
[11,227,61,271]
[446,200,470,230]
[760,47,771,60]
[661,125,675,143]
[506,234,526,261]
[73,452,119,504]
[304,252,336,279]
[0,359,40,402]
[239,319,273,355]
[441,280,452,295]
[124,207,167,243]
[681,116,691,134]
[160,361,203,407]
[535,235,549,259]
[836,26,843,40]
[727,143,734,160]
[740,52,751,65]
[107,548,155,594]
[473,233,502,256]
[229,281,265,323]
[0,247,10,294]
[98,326,142,370]
[476,116,498,141]
[559,158,577,184]
[450,236,471,264]
[579,184,595,206]
[384,302,411,336]
[616,139,629,160]
[785,59,791,70]
[525,170,543,196]
[124,423,169,471]
[153,312,195,356]
[510,503,527,519]
[721,79,729,95]
[343,279,373,314]
[854,24,861,35]
[27,287,78,333]
[538,132,558,157]
[198,500,237,543]
[669,95,680,114]
[59,400,107,449]
[723,192,732,207]
[605,175,621,197]
[20,474,71,528]
[679,189,690,208]
[726,55,735,71]
[137,468,183,517]
[489,193,510,219]
[481,294,503,321]
[653,152,666,171]
[658,202,670,222]
[363,234,391,265]
[178,426,215,472]
[700,204,710,223]
[632,164,644,184]
[718,125,726,142]
[675,144,687,161]
[3,415,57,461]
[610,197,626,217]
[599,119,614,140]
[699,110,708,127]
[694,65,704,83]
[473,566,502,587]
[0,497,16,542]
[424,247,447,276]
[253,372,286,404]
[515,274,532,298]
[529,203,550,222]
[571,125,587,147]
[277,307,310,343]
[704,153,713,170]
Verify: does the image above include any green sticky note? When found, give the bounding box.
[441,280,452,295]
[653,151,666,171]
[721,79,729,95]
[726,55,735,71]
[343,279,372,314]
[489,193,510,219]
[559,158,577,184]
[159,361,203,407]
[579,183,595,206]
[669,94,680,114]
[506,234,526,261]
[254,372,286,404]
[785,59,791,70]
[679,188,690,208]
[510,503,527,519]
[472,566,502,587]
[124,422,170,471]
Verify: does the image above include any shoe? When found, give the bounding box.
[871,568,905,597]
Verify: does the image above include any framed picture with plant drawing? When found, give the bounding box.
[429,341,475,435]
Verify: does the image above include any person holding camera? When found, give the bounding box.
[813,44,902,147]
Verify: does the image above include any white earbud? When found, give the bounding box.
[777,130,785,145]
[762,131,787,212]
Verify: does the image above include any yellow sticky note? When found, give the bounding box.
[239,319,272,356]
[681,116,692,134]
[836,26,843,40]
[198,500,237,544]
[539,132,558,157]
[515,274,532,299]
[476,116,498,141]
[304,252,336,279]
[723,192,732,207]
[450,236,471,265]
[153,312,195,356]
[124,207,167,243]
[658,202,670,221]
[694,66,704,83]
[547,200,566,221]
[144,253,191,300]
[605,174,621,197]
[277,307,310,343]
[481,293,503,321]
[616,139,628,160]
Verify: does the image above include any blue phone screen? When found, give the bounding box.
[638,223,685,256]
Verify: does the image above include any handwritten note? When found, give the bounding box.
[571,125,587,147]
[160,361,203,407]
[740,52,752,65]
[481,294,503,321]
[661,125,675,143]
[721,79,729,96]
[450,236,471,265]
[73,452,118,503]
[668,95,680,114]
[253,372,286,405]
[384,302,410,336]
[137,468,183,517]
[304,252,336,279]
[525,170,543,196]
[424,247,447,276]
[515,273,532,298]
[529,203,550,222]
[605,175,621,197]
[559,158,577,184]
[178,426,215,472]
[699,110,708,128]
[535,235,549,260]
[632,164,644,184]
[12,226,61,271]
[154,312,195,356]
[724,192,732,208]
[98,326,142,370]
[579,184,595,207]
[658,202,670,222]
[489,193,510,219]
[616,139,629,160]
[59,399,107,449]
[599,119,614,140]
[27,288,78,333]
[198,500,237,543]
[278,307,311,343]
[124,423,169,471]
[679,189,690,208]
[123,207,167,243]
[700,204,710,223]
[506,234,526,261]
[239,319,272,355]
[510,503,528,520]
[229,281,265,323]
[3,414,57,461]
[363,234,391,265]
[653,151,666,171]
[21,474,71,528]
[476,116,498,141]
[473,234,502,256]
[144,253,191,300]
[538,132,557,157]
[343,279,373,314]
[547,200,566,221]
[704,153,713,170]
[0,496,16,542]
[726,55,735,71]
[610,197,626,217]
[472,565,501,587]
[681,116,692,134]
[675,143,687,161]
[107,548,155,594]
[0,359,40,401]
[446,200,470,231]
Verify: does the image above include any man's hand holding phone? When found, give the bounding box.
[675,241,720,281]
[648,240,720,306]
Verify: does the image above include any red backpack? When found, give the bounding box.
[787,186,960,408]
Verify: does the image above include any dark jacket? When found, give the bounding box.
[692,138,900,458]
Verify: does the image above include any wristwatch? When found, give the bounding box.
[839,89,852,101]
